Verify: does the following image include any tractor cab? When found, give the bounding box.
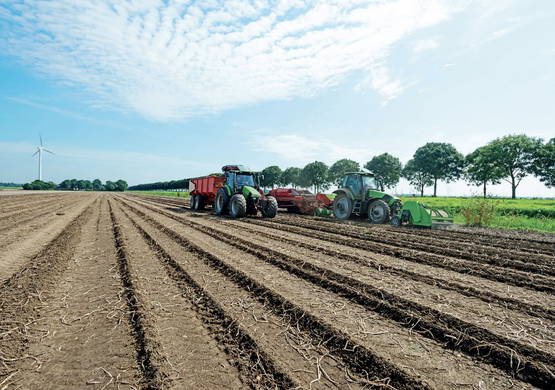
[221,165,260,192]
[340,172,377,200]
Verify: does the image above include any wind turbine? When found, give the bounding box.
[32,135,54,181]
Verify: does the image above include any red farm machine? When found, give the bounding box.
[189,165,278,218]
[268,188,332,216]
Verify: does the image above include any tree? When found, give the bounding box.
[105,181,116,191]
[487,134,542,198]
[532,138,555,188]
[364,153,402,191]
[261,166,283,189]
[92,179,103,191]
[115,180,128,191]
[402,159,434,196]
[280,167,302,187]
[23,180,56,190]
[464,146,504,197]
[300,161,330,193]
[412,142,464,197]
[328,159,360,186]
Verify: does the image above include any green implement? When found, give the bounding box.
[391,200,453,228]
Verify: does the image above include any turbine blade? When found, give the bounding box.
[40,134,43,146]
[32,150,39,156]
[44,149,55,155]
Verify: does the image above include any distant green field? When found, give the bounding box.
[399,197,555,233]
[127,190,189,198]
[0,187,21,190]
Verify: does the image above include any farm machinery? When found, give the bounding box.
[268,188,332,216]
[332,172,453,227]
[189,165,278,218]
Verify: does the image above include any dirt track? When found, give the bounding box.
[0,192,553,389]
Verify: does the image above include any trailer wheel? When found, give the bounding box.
[190,195,197,210]
[333,194,352,220]
[287,206,300,213]
[262,196,278,218]
[215,188,230,215]
[368,199,390,224]
[230,194,247,218]
[197,195,205,210]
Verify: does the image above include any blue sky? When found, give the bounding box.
[0,0,553,197]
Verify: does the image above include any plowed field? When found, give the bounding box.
[1,192,553,389]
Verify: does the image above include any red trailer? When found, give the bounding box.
[268,188,331,215]
[188,175,225,210]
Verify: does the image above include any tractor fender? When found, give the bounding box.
[223,184,232,196]
[332,188,355,200]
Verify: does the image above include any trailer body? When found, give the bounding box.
[189,175,225,208]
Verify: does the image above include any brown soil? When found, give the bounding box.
[0,192,553,389]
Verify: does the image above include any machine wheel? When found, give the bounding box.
[368,199,390,224]
[197,195,205,210]
[262,196,278,218]
[214,188,230,215]
[190,195,197,210]
[333,194,353,220]
[391,215,401,226]
[230,194,247,218]
[287,206,300,213]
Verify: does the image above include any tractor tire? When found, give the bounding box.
[368,199,390,224]
[262,196,278,218]
[391,215,401,226]
[214,188,230,215]
[333,194,353,220]
[230,194,247,218]
[190,195,197,210]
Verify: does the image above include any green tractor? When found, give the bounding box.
[332,172,402,223]
[214,165,278,218]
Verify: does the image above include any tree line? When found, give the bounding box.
[128,178,189,191]
[260,134,554,198]
[22,179,128,191]
[0,182,22,188]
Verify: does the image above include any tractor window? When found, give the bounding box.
[346,175,361,195]
[236,174,255,187]
[362,176,377,189]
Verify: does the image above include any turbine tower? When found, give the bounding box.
[32,135,54,181]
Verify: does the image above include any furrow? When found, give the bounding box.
[108,200,167,389]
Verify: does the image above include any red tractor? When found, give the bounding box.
[268,188,332,215]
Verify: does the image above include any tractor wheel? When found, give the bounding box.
[190,195,197,210]
[230,194,247,218]
[262,196,278,218]
[368,199,390,224]
[391,215,401,226]
[214,188,230,215]
[333,194,353,220]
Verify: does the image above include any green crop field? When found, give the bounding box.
[399,197,555,233]
[127,190,189,198]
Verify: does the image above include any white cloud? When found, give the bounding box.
[0,0,466,121]
[251,133,375,166]
[412,38,440,53]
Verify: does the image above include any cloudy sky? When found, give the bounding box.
[0,0,553,196]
